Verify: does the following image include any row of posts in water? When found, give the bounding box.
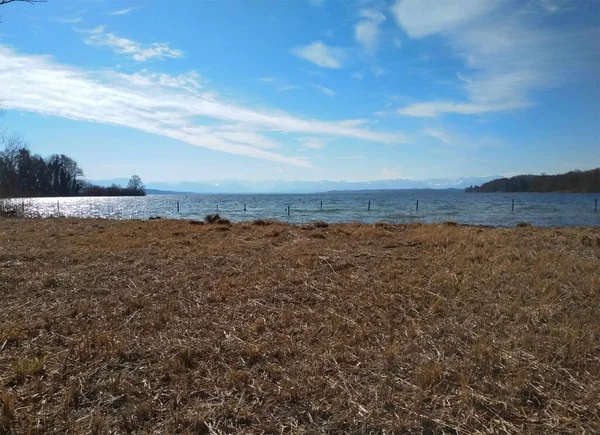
[24,198,600,215]
[171,198,599,214]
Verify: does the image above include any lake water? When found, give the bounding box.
[7,191,600,227]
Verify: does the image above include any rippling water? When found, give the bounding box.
[6,191,600,227]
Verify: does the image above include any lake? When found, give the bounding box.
[7,191,600,227]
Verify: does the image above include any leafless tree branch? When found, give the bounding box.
[0,0,46,5]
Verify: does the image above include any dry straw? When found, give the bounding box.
[0,217,599,433]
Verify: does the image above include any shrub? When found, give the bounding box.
[204,214,221,224]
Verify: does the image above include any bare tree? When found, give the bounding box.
[127,175,145,194]
[0,1,46,6]
[0,0,45,23]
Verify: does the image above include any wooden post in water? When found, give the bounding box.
[244,203,246,211]
[57,201,60,213]
[595,198,598,212]
[287,205,290,216]
[512,199,515,212]
[21,200,24,213]
[416,200,419,212]
[320,201,323,211]
[217,204,219,212]
[368,200,371,211]
[177,201,180,213]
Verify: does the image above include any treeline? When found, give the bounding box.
[82,179,145,197]
[0,136,145,198]
[466,168,600,193]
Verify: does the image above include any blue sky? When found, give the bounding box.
[0,0,598,182]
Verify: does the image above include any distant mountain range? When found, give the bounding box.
[89,176,501,194]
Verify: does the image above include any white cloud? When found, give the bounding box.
[109,8,136,16]
[390,0,498,38]
[277,85,298,92]
[351,71,364,80]
[394,1,599,117]
[300,138,326,149]
[424,128,505,148]
[398,99,531,117]
[50,16,82,24]
[372,66,385,77]
[359,9,386,22]
[0,46,407,167]
[124,69,203,91]
[355,8,386,54]
[85,26,183,62]
[536,0,572,14]
[312,84,335,97]
[258,77,298,92]
[213,131,279,150]
[290,41,345,69]
[424,129,452,144]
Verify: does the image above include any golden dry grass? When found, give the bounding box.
[0,217,599,434]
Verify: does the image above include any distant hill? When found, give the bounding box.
[91,175,500,194]
[465,169,600,193]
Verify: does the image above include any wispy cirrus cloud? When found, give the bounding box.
[108,7,137,16]
[258,76,298,92]
[424,128,453,145]
[392,0,599,118]
[312,84,335,97]
[0,46,406,167]
[299,137,326,149]
[84,26,183,61]
[290,41,345,69]
[50,16,82,24]
[424,127,505,149]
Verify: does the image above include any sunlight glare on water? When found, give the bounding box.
[7,191,600,227]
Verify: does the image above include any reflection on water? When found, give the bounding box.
[5,191,600,227]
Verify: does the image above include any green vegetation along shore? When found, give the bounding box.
[1,217,598,433]
[466,168,600,193]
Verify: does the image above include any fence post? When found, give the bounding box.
[512,199,515,212]
[368,200,371,211]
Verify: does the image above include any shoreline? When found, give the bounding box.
[2,214,599,230]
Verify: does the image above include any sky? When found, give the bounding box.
[0,0,598,183]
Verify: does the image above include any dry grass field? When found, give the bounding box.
[0,217,599,434]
